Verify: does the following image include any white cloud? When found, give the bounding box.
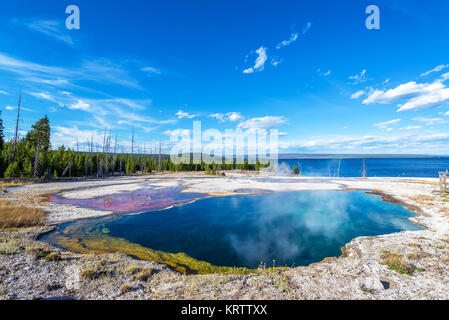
[349,69,368,84]
[243,47,268,74]
[29,90,175,129]
[52,126,103,149]
[279,133,449,154]
[29,78,70,86]
[0,90,9,95]
[445,110,449,116]
[317,69,331,77]
[400,126,422,130]
[351,90,366,99]
[141,67,161,75]
[226,112,244,122]
[363,77,449,111]
[5,105,35,112]
[276,33,298,49]
[210,112,244,122]
[373,119,401,130]
[27,20,73,45]
[420,64,449,77]
[28,91,57,102]
[413,117,448,126]
[237,116,286,133]
[302,22,312,34]
[117,120,157,133]
[163,129,191,136]
[0,52,141,89]
[69,100,90,111]
[0,53,65,76]
[271,57,283,67]
[209,113,225,121]
[278,132,288,136]
[441,72,449,81]
[176,110,195,119]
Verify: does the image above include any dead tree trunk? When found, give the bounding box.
[33,143,41,180]
[11,89,21,164]
[62,159,72,178]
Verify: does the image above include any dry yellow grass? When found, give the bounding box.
[0,181,31,192]
[439,207,449,214]
[0,199,46,229]
[380,252,417,275]
[409,195,434,205]
[407,180,437,186]
[411,195,433,201]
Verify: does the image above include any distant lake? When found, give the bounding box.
[279,158,449,178]
[46,190,423,269]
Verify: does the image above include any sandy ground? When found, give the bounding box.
[1,172,449,299]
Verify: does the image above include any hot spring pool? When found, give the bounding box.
[44,190,423,270]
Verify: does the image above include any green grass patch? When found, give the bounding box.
[380,252,418,276]
[47,221,281,275]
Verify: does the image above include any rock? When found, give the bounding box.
[380,280,390,290]
[64,265,81,290]
[358,277,385,292]
[46,283,63,291]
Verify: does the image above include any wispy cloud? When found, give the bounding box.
[163,129,191,136]
[26,88,175,130]
[400,126,422,130]
[5,105,35,113]
[413,117,448,126]
[28,91,58,103]
[0,52,66,76]
[116,120,158,133]
[373,119,401,131]
[302,22,312,35]
[420,64,449,77]
[271,57,283,67]
[0,90,9,95]
[276,33,298,49]
[26,20,74,44]
[52,126,103,149]
[243,47,268,74]
[141,67,161,75]
[349,69,368,84]
[317,69,331,77]
[0,52,141,89]
[241,22,310,74]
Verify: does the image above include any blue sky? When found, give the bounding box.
[0,0,449,154]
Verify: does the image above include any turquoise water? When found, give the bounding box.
[61,190,422,269]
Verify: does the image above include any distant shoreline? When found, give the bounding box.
[278,154,449,159]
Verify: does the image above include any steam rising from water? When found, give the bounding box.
[270,161,293,176]
[227,192,352,266]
